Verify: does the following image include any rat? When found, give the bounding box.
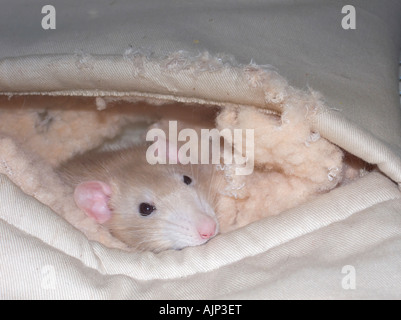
[58,144,221,252]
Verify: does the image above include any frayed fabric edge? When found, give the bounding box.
[0,50,401,188]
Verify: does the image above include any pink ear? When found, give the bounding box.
[155,137,179,164]
[166,139,180,164]
[74,181,113,224]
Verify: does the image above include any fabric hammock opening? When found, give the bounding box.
[0,92,369,250]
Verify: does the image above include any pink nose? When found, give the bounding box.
[198,217,217,240]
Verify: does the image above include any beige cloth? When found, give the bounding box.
[1,172,400,299]
[0,0,401,299]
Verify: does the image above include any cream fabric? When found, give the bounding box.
[1,172,401,299]
[1,0,401,299]
[1,0,400,184]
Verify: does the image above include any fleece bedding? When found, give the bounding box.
[1,0,401,299]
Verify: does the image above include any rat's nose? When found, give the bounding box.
[197,216,217,240]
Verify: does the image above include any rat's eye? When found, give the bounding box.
[139,202,156,216]
[183,175,192,185]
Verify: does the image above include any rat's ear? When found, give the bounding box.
[74,181,112,224]
[146,133,180,164]
[146,121,180,164]
[166,139,180,164]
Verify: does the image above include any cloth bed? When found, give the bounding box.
[0,0,401,299]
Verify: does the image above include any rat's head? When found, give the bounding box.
[73,164,219,252]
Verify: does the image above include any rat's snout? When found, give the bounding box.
[197,215,217,240]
